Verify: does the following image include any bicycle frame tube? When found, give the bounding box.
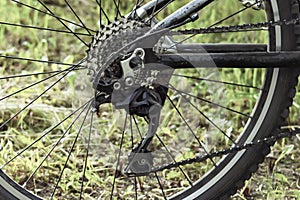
[128,0,174,19]
[153,0,215,29]
[158,51,300,68]
[134,0,214,29]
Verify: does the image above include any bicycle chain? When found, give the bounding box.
[145,127,300,175]
[169,17,300,35]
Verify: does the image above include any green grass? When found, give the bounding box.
[0,0,299,199]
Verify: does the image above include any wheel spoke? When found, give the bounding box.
[99,0,103,27]
[134,177,138,200]
[0,21,91,36]
[129,0,145,18]
[0,67,86,80]
[22,102,91,188]
[132,116,143,139]
[209,1,262,27]
[132,116,193,186]
[37,0,89,47]
[155,173,167,200]
[51,103,92,198]
[154,134,193,186]
[129,116,138,200]
[166,83,252,118]
[64,0,92,36]
[166,95,218,166]
[79,111,94,200]
[0,54,86,67]
[110,113,128,198]
[146,0,174,24]
[168,89,236,144]
[0,62,84,131]
[113,0,122,19]
[147,0,159,22]
[0,69,63,102]
[95,0,111,24]
[0,65,85,101]
[0,98,93,169]
[10,0,96,33]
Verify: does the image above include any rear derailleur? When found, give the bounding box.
[92,48,171,176]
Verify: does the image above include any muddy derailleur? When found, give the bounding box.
[92,48,170,176]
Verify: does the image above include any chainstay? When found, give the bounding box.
[135,127,300,175]
[169,17,300,35]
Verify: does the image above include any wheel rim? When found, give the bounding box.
[0,0,284,199]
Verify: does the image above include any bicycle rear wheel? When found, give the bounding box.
[0,0,299,199]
